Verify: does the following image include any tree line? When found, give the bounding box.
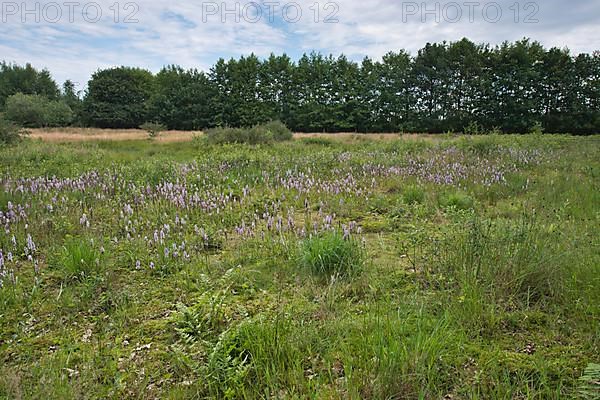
[1,38,598,134]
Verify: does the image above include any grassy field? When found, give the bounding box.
[0,134,599,399]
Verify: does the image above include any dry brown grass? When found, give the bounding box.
[28,128,439,143]
[28,128,199,143]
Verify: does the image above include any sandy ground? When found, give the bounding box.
[27,128,435,143]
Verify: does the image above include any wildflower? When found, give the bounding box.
[79,213,90,228]
[123,204,134,216]
[26,234,36,253]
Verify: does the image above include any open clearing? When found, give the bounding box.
[1,134,599,399]
[27,128,423,143]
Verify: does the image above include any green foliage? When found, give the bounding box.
[149,65,212,130]
[5,38,599,133]
[174,293,228,344]
[83,66,154,128]
[0,117,27,145]
[204,325,253,398]
[52,236,103,283]
[530,121,545,135]
[0,62,60,108]
[205,121,293,145]
[4,93,73,127]
[140,122,166,139]
[61,80,82,123]
[440,192,474,210]
[256,120,293,141]
[403,185,426,205]
[0,135,598,398]
[463,121,483,135]
[300,231,364,279]
[488,126,503,135]
[440,215,566,306]
[578,363,600,399]
[300,137,334,146]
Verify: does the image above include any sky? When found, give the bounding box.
[1,0,599,92]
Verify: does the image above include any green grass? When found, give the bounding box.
[0,134,598,399]
[300,231,364,279]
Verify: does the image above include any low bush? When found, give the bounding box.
[463,121,483,135]
[300,231,363,279]
[254,120,293,142]
[205,121,293,145]
[0,117,27,145]
[529,121,545,135]
[140,122,166,139]
[4,93,73,127]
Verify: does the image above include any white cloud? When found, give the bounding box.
[1,0,598,89]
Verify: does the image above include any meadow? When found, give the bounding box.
[0,133,599,399]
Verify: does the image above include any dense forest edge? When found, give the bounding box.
[1,38,599,134]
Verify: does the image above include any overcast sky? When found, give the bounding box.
[1,0,598,91]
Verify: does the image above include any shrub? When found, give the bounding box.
[205,127,246,144]
[463,121,483,135]
[488,126,503,135]
[205,121,293,145]
[4,93,73,127]
[45,100,75,126]
[4,93,46,127]
[0,117,27,145]
[255,120,293,142]
[529,121,545,135]
[300,231,363,279]
[140,122,166,139]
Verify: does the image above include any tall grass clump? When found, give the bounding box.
[205,121,292,145]
[439,215,565,308]
[53,237,103,283]
[300,231,363,279]
[403,185,425,205]
[439,191,474,210]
